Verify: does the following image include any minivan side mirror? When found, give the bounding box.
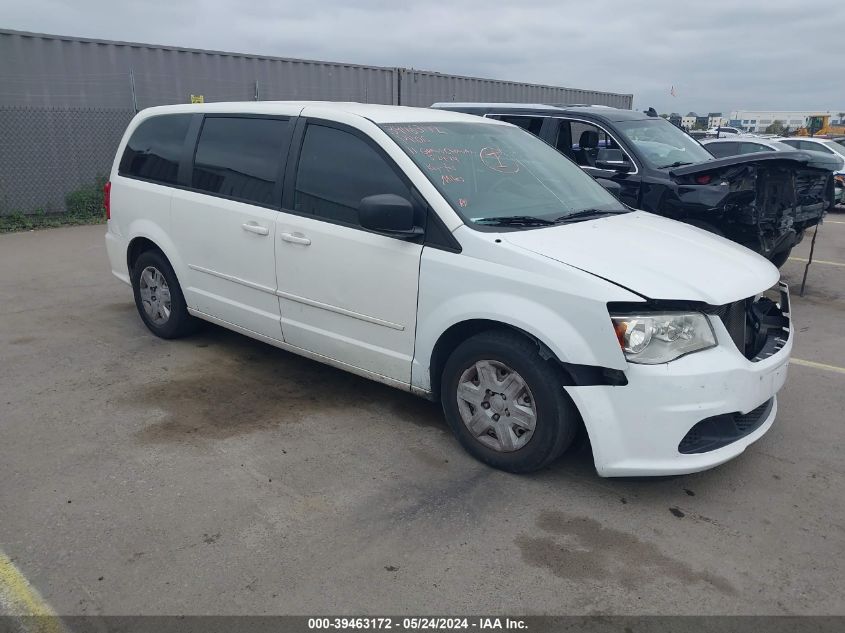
[595,148,632,172]
[358,194,424,239]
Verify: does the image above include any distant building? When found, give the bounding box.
[668,113,682,127]
[708,113,729,129]
[730,110,845,133]
[682,114,697,129]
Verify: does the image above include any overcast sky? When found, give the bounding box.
[4,0,844,114]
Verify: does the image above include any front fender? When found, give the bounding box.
[412,248,635,392]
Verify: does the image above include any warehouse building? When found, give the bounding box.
[729,110,845,133]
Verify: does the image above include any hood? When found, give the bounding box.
[504,211,779,305]
[669,150,842,176]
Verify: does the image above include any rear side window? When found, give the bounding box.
[294,124,412,226]
[119,114,192,185]
[192,117,290,206]
[800,141,833,154]
[739,142,770,154]
[491,115,544,136]
[706,142,738,158]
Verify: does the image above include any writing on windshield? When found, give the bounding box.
[381,122,624,224]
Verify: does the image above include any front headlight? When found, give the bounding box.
[610,312,717,364]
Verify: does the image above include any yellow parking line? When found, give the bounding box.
[790,358,845,375]
[789,257,845,267]
[0,550,63,632]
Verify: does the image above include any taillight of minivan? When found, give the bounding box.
[103,181,112,220]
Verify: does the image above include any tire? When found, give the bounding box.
[440,330,580,473]
[770,246,792,269]
[131,250,199,339]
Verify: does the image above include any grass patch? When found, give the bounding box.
[1,176,107,233]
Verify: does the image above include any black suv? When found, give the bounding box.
[432,103,838,266]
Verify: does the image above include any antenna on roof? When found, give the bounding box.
[644,107,659,118]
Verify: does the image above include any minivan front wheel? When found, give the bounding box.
[131,250,198,339]
[441,330,580,473]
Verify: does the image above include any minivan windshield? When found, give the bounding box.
[381,122,628,228]
[615,118,714,169]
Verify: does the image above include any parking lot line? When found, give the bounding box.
[790,358,845,375]
[827,220,845,225]
[789,257,845,267]
[0,550,62,631]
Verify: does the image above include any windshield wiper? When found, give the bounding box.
[658,160,694,169]
[553,209,629,224]
[474,215,556,227]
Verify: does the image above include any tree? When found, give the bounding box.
[765,120,785,135]
[660,113,669,119]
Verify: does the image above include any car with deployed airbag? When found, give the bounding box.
[105,102,792,477]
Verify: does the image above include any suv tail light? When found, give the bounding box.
[103,181,112,220]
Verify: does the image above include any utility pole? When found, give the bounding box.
[129,69,138,113]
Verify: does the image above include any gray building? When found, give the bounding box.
[0,29,633,214]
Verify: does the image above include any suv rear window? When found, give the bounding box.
[119,114,192,185]
[191,116,290,206]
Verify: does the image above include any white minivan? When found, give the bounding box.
[105,102,793,477]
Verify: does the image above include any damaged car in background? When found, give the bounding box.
[432,103,839,267]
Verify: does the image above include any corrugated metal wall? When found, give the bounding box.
[0,29,632,110]
[398,69,633,109]
[0,29,633,214]
[0,30,399,108]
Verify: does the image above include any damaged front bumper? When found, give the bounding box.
[568,283,793,477]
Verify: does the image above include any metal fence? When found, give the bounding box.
[0,29,634,215]
[0,107,135,214]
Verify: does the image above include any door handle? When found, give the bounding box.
[242,222,270,236]
[280,232,311,246]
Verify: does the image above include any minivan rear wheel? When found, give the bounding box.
[131,250,199,339]
[441,330,580,473]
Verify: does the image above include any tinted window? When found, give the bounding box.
[706,142,738,158]
[192,117,289,206]
[119,114,191,185]
[493,116,543,136]
[294,124,412,226]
